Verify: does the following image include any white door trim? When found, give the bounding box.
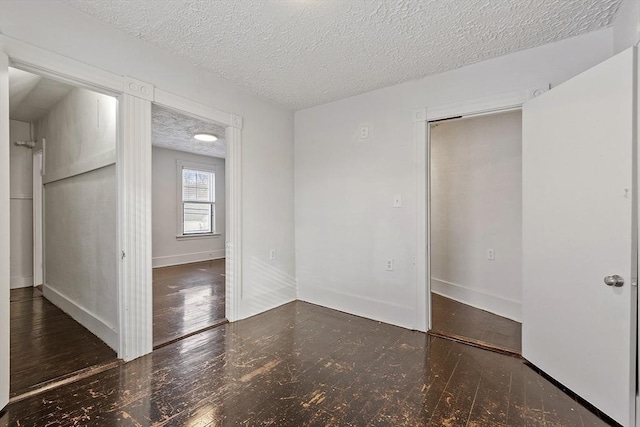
[412,86,548,333]
[0,43,11,412]
[0,35,244,362]
[33,149,43,287]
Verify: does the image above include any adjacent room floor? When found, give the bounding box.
[153,259,226,348]
[9,287,117,398]
[2,300,608,426]
[431,293,522,354]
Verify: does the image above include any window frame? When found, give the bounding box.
[176,159,218,239]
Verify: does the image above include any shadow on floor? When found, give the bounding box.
[430,293,522,354]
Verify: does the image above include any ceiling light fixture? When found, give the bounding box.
[194,133,218,142]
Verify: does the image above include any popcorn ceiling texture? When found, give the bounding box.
[64,0,621,110]
[152,105,226,158]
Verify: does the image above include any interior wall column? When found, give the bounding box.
[118,78,154,361]
[225,116,243,322]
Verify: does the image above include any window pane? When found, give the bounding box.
[183,202,212,234]
[182,169,213,202]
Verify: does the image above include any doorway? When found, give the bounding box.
[151,104,228,348]
[7,67,118,398]
[428,110,522,354]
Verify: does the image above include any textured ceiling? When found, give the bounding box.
[64,0,621,110]
[152,105,226,158]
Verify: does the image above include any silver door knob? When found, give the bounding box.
[604,275,624,287]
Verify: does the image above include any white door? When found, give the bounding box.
[522,47,637,426]
[33,150,43,286]
[0,49,10,412]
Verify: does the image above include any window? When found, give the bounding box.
[178,161,215,236]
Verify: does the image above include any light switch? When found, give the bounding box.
[393,194,402,208]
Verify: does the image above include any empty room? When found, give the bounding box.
[1,1,639,426]
[151,104,227,348]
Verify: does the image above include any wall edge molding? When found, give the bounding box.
[44,149,116,185]
[42,283,118,350]
[298,284,418,331]
[431,277,522,322]
[152,250,225,268]
[9,275,32,289]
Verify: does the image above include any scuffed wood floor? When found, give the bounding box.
[9,287,116,397]
[153,259,226,348]
[431,293,522,354]
[1,301,610,426]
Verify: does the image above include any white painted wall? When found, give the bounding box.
[0,0,296,320]
[36,87,118,350]
[9,119,32,288]
[430,111,522,322]
[152,147,225,268]
[613,0,640,53]
[295,29,614,330]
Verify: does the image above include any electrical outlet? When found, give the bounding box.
[487,249,495,261]
[386,258,394,271]
[360,126,369,139]
[270,249,276,260]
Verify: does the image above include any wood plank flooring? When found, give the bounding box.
[9,287,116,397]
[2,301,610,426]
[153,259,226,347]
[431,293,522,354]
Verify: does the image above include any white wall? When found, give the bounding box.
[0,0,296,320]
[294,29,614,330]
[613,0,640,53]
[430,111,522,322]
[36,87,118,350]
[9,119,32,288]
[152,147,225,268]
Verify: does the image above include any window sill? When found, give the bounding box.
[176,233,221,240]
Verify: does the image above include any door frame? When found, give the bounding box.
[0,35,244,364]
[32,149,43,287]
[411,86,548,333]
[151,90,243,323]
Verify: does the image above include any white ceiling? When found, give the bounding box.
[64,0,621,110]
[152,105,227,158]
[9,67,75,122]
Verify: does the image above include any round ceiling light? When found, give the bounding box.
[194,133,218,142]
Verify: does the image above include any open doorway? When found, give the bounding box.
[151,104,227,348]
[428,109,522,354]
[7,67,118,398]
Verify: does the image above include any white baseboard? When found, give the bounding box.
[152,249,225,268]
[241,287,297,321]
[42,284,118,350]
[298,284,418,330]
[431,277,522,322]
[10,275,33,289]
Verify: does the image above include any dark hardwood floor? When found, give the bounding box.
[153,259,226,347]
[9,287,117,398]
[431,292,522,354]
[2,300,610,426]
